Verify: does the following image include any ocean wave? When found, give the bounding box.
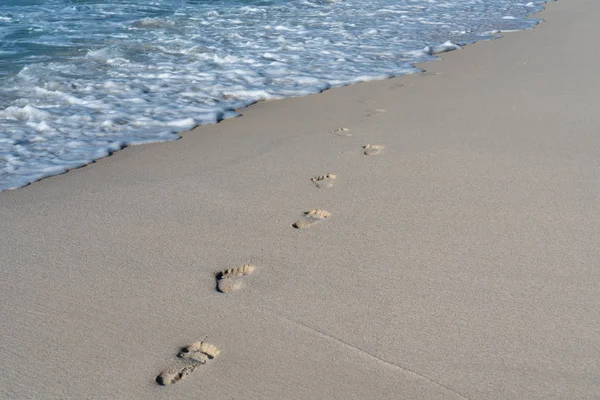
[0,0,549,190]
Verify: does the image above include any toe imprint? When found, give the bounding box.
[179,341,221,360]
[220,264,255,279]
[216,264,256,293]
[331,127,351,136]
[311,173,336,188]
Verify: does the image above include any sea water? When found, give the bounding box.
[0,0,549,191]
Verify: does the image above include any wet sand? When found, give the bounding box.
[1,0,599,398]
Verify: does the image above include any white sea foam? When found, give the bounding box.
[0,0,551,190]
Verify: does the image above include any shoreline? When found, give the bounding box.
[3,0,600,399]
[1,1,550,193]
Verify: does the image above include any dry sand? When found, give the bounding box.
[1,0,599,398]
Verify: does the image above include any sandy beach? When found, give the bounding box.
[1,0,599,398]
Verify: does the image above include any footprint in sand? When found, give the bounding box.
[389,83,405,91]
[178,341,221,361]
[366,108,386,117]
[331,127,351,137]
[157,340,220,386]
[311,173,336,189]
[216,264,256,293]
[156,363,201,386]
[363,144,384,156]
[292,209,330,229]
[420,71,441,77]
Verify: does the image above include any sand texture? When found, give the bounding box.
[1,0,600,398]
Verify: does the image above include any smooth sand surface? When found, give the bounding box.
[1,0,599,398]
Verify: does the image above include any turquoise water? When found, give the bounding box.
[0,0,549,190]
